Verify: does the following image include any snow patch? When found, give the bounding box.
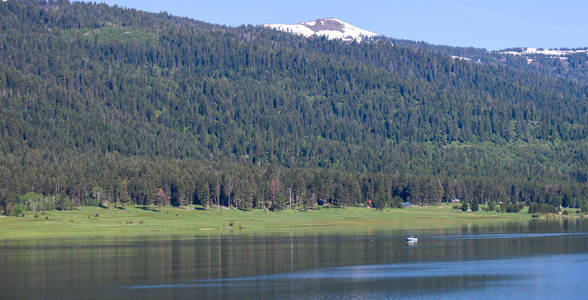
[501,47,588,57]
[264,18,379,42]
[265,24,315,37]
[451,55,471,61]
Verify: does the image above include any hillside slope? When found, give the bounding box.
[0,1,587,212]
[392,39,588,84]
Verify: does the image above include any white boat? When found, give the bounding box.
[406,235,418,243]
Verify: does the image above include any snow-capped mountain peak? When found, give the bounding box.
[264,18,378,42]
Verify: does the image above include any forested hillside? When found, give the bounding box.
[391,39,588,84]
[1,0,587,214]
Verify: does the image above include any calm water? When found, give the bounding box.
[2,219,588,299]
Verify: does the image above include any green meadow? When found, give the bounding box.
[0,205,539,240]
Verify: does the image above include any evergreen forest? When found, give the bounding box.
[1,0,588,214]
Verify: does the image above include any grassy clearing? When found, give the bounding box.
[0,205,535,240]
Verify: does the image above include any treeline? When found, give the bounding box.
[0,1,587,214]
[2,152,586,215]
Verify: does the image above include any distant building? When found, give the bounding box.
[451,198,461,203]
[402,202,412,208]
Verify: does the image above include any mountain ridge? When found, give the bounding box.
[264,18,588,83]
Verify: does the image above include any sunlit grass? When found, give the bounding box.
[0,205,534,240]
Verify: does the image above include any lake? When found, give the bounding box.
[1,219,588,299]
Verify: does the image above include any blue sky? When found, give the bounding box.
[81,0,588,50]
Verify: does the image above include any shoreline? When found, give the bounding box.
[0,205,574,241]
